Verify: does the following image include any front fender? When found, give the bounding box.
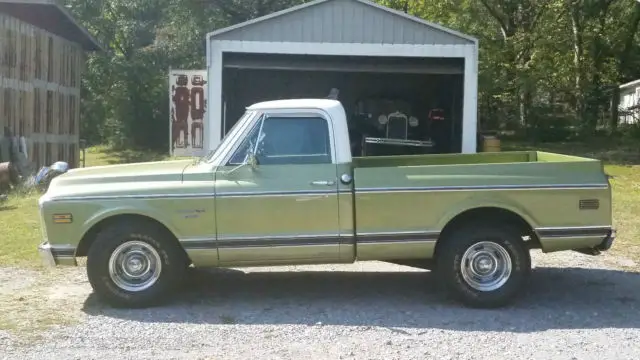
[80,203,182,244]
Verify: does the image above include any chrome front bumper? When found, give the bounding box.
[38,242,57,267]
[38,242,77,266]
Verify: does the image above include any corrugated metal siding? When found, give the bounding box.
[619,86,640,124]
[212,0,472,45]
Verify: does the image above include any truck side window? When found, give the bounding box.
[228,116,332,166]
[258,116,331,165]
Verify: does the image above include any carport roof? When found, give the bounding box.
[207,0,477,46]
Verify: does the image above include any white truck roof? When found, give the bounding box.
[247,98,343,111]
[246,98,352,164]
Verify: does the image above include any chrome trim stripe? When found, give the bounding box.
[356,183,609,193]
[50,247,76,257]
[182,237,344,249]
[535,225,613,231]
[357,230,440,236]
[219,237,343,248]
[181,240,216,249]
[52,193,216,201]
[357,240,437,245]
[180,236,218,242]
[180,232,439,249]
[357,232,439,244]
[535,226,612,238]
[217,190,340,198]
[52,189,352,201]
[48,183,607,202]
[209,233,346,241]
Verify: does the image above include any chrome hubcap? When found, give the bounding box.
[108,241,162,292]
[460,241,512,292]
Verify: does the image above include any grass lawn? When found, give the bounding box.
[82,144,177,167]
[0,191,42,267]
[604,164,640,267]
[0,142,638,269]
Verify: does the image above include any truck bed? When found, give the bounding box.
[352,151,611,257]
[352,151,607,189]
[353,150,596,168]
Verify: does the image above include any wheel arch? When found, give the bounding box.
[434,206,541,258]
[76,213,190,264]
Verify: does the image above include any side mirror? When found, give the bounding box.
[246,152,258,171]
[223,151,258,176]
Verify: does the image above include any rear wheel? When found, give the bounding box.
[86,221,188,308]
[436,224,531,308]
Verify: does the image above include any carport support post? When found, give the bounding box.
[206,37,223,152]
[462,44,478,153]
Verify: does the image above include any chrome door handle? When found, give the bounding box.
[310,180,335,186]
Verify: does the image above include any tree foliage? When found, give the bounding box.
[64,0,640,149]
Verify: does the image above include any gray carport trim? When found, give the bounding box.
[223,54,464,74]
[206,0,478,45]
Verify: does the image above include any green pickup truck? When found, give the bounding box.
[37,99,615,309]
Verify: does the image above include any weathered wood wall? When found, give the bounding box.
[0,12,83,170]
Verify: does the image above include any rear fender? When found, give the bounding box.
[435,195,539,233]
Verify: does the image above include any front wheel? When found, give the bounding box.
[436,224,531,308]
[86,221,188,308]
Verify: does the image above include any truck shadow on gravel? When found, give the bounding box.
[81,266,640,332]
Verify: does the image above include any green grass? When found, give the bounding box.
[0,142,639,268]
[0,190,42,267]
[502,139,640,165]
[82,144,177,167]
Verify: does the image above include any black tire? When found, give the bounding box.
[86,220,188,308]
[435,223,531,308]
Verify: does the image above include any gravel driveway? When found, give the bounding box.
[1,250,639,360]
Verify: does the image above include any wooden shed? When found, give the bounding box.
[0,0,101,170]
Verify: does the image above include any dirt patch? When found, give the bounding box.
[0,266,91,344]
[0,267,39,296]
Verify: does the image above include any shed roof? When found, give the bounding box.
[620,79,640,90]
[208,0,477,46]
[0,0,102,51]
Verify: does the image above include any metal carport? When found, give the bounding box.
[206,0,478,153]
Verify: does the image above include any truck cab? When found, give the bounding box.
[207,99,356,266]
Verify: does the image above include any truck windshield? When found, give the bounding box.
[200,110,257,164]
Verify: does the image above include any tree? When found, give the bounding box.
[63,0,640,147]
